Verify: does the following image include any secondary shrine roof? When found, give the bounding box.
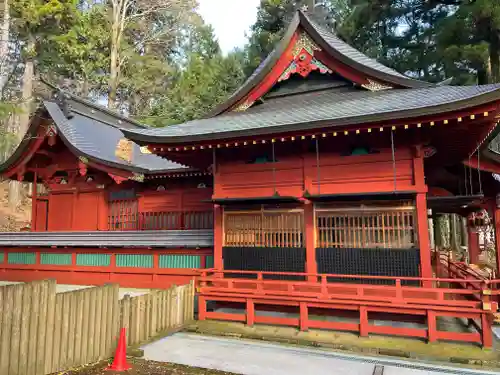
[0,92,188,176]
[123,83,500,144]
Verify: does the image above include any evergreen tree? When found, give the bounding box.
[139,50,245,126]
[437,0,500,84]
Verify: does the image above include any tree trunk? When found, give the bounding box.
[490,30,500,83]
[19,34,34,135]
[108,7,122,109]
[108,42,119,109]
[8,33,34,210]
[450,214,461,252]
[0,0,10,91]
[461,216,468,247]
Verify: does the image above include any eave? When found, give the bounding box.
[123,89,500,148]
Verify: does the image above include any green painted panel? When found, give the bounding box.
[76,253,110,267]
[159,255,201,269]
[206,255,214,268]
[40,253,72,266]
[8,252,36,265]
[0,252,4,264]
[116,254,153,268]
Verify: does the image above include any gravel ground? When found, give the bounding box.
[52,357,238,375]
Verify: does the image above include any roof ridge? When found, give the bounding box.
[299,11,405,78]
[40,78,149,130]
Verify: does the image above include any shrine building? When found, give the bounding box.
[2,9,500,346]
[123,10,500,346]
[0,91,214,288]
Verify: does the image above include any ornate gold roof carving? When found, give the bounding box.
[233,101,253,112]
[362,79,393,91]
[140,146,152,154]
[293,31,321,58]
[115,138,133,163]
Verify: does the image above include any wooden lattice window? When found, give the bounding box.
[224,208,304,248]
[315,201,417,249]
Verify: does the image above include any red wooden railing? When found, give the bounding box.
[195,269,498,347]
[108,210,213,231]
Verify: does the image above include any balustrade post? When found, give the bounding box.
[359,306,369,337]
[213,205,223,270]
[320,275,327,297]
[246,299,255,327]
[480,280,493,348]
[257,272,263,293]
[416,193,432,286]
[395,279,403,302]
[299,302,308,331]
[304,202,317,282]
[481,313,493,348]
[427,310,437,343]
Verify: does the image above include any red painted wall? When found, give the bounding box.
[139,187,212,212]
[34,199,48,231]
[214,147,419,199]
[308,148,415,195]
[216,158,304,198]
[48,193,73,231]
[73,192,100,230]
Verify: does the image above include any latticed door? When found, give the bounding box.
[108,199,139,231]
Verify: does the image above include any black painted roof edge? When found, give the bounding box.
[0,103,192,178]
[43,101,191,175]
[41,79,149,130]
[122,85,500,145]
[0,111,43,175]
[205,10,430,118]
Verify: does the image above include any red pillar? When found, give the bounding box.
[30,172,37,231]
[416,193,432,281]
[304,201,317,281]
[468,226,480,265]
[494,206,500,273]
[97,190,108,230]
[214,204,223,270]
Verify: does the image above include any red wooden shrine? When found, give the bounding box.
[0,92,214,288]
[3,8,500,346]
[122,10,500,346]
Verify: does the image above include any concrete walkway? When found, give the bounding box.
[142,333,499,375]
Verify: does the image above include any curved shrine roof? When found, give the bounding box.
[0,93,188,176]
[206,10,430,117]
[122,83,500,144]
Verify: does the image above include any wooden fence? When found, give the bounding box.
[120,283,195,346]
[0,279,195,375]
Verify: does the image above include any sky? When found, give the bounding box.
[198,0,261,54]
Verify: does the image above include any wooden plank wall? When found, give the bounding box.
[0,280,195,375]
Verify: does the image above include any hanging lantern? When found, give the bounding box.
[467,209,491,229]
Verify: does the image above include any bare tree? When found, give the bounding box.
[107,0,198,109]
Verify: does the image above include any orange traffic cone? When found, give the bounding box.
[107,328,131,372]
